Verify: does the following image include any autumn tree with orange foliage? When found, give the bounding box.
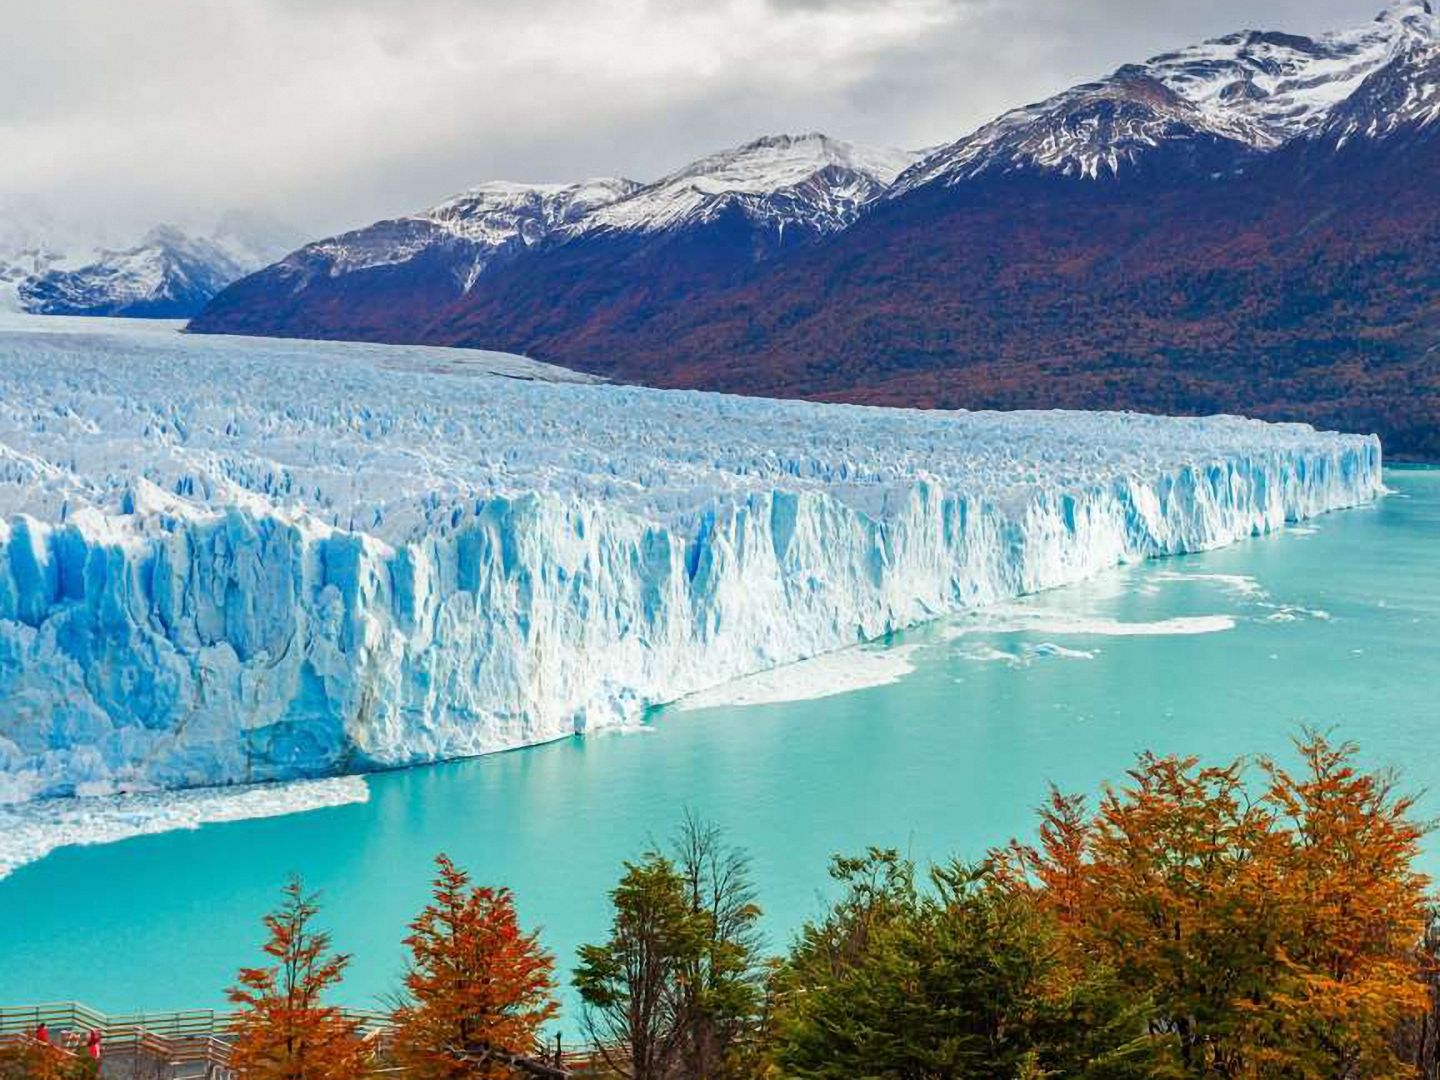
[1256,734,1431,1076]
[392,854,558,1080]
[227,877,370,1080]
[0,1041,96,1080]
[1002,730,1431,1079]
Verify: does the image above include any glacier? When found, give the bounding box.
[0,315,1382,802]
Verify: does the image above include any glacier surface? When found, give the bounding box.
[0,316,1381,802]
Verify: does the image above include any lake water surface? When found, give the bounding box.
[1,467,1435,1023]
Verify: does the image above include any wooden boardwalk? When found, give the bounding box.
[0,1001,609,1078]
[1,1001,387,1078]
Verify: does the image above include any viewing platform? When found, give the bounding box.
[0,1002,605,1078]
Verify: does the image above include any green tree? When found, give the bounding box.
[574,853,707,1080]
[574,817,767,1080]
[669,812,766,1079]
[771,849,1159,1080]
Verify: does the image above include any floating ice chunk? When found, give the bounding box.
[0,776,369,880]
[948,609,1238,639]
[1263,605,1332,622]
[1029,642,1099,660]
[956,644,1026,665]
[675,644,918,711]
[956,641,1098,666]
[1150,571,1268,598]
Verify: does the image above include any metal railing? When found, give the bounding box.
[0,1003,623,1077]
[0,1002,394,1076]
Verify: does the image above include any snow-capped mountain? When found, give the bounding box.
[0,247,59,306]
[0,204,92,309]
[10,216,301,319]
[19,226,248,318]
[1133,0,1438,147]
[893,74,1257,188]
[190,133,911,341]
[573,133,914,237]
[187,179,640,338]
[1315,34,1440,146]
[217,133,908,292]
[271,178,638,294]
[894,0,1440,189]
[190,3,1440,456]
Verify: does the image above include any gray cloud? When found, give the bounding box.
[0,0,1388,244]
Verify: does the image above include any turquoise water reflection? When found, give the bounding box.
[1,469,1435,1022]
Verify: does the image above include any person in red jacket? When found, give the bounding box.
[86,1029,102,1061]
[34,1022,49,1044]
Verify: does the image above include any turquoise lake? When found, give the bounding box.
[1,467,1436,1025]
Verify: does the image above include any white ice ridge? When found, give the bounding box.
[0,776,369,880]
[0,317,1382,801]
[674,643,919,713]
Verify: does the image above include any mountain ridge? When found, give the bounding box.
[190,3,1440,455]
[5,216,299,318]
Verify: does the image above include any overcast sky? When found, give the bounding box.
[0,0,1392,244]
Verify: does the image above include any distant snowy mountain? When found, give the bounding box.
[0,205,87,310]
[893,0,1439,189]
[189,133,912,341]
[0,242,62,290]
[10,215,301,319]
[0,251,55,312]
[573,133,914,237]
[18,227,248,318]
[259,178,638,297]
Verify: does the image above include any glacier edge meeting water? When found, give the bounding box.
[0,319,1384,802]
[4,465,1435,1014]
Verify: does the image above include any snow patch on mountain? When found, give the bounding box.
[1318,37,1440,144]
[12,217,302,318]
[233,134,911,304]
[895,0,1440,188]
[1144,0,1438,146]
[893,75,1253,186]
[292,178,639,289]
[574,133,916,237]
[0,319,1380,802]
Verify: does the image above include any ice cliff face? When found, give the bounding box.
[0,319,1382,802]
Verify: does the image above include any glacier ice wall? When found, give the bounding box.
[0,317,1383,800]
